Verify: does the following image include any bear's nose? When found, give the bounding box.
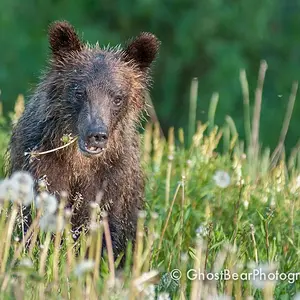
[86,130,108,149]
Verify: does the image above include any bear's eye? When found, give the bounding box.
[112,96,123,107]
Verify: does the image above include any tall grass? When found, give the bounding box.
[0,63,299,299]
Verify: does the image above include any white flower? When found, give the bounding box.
[196,224,208,237]
[207,296,231,300]
[10,171,34,206]
[296,176,300,189]
[243,200,249,209]
[74,260,95,277]
[250,262,278,289]
[157,293,170,300]
[294,293,300,300]
[213,171,231,188]
[0,172,34,206]
[39,214,64,232]
[19,258,33,268]
[35,192,57,215]
[143,284,155,299]
[0,179,17,202]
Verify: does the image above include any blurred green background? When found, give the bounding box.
[1,0,300,151]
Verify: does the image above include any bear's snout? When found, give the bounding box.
[79,125,108,156]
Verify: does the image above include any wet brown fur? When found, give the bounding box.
[8,21,160,258]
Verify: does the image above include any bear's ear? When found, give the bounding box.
[48,21,83,58]
[124,33,160,70]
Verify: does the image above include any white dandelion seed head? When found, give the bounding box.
[270,198,276,208]
[39,214,64,232]
[206,295,231,300]
[89,221,100,231]
[181,252,188,262]
[35,193,57,215]
[0,172,35,206]
[168,155,174,161]
[10,172,34,206]
[142,284,155,298]
[60,190,68,199]
[296,175,300,188]
[19,258,33,268]
[138,210,147,219]
[243,200,249,209]
[151,212,158,219]
[64,208,72,218]
[213,170,231,188]
[74,260,95,277]
[89,201,98,209]
[10,171,34,190]
[294,292,300,300]
[153,232,160,240]
[157,293,170,300]
[250,262,278,289]
[196,224,209,238]
[0,179,14,202]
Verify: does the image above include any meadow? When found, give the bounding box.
[0,62,299,299]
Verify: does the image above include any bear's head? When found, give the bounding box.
[47,21,159,158]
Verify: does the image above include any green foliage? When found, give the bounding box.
[0,121,300,298]
[1,1,300,151]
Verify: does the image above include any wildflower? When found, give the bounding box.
[250,262,278,289]
[0,179,16,202]
[138,210,147,219]
[157,293,170,300]
[196,224,209,238]
[39,214,64,232]
[168,155,174,161]
[19,258,33,268]
[143,284,155,299]
[296,176,300,189]
[213,170,231,188]
[294,293,300,300]
[0,172,34,206]
[74,260,95,277]
[35,192,57,215]
[10,171,34,206]
[207,296,231,300]
[243,200,249,209]
[151,212,158,219]
[181,252,188,262]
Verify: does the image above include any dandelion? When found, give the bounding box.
[196,223,209,238]
[207,296,231,300]
[143,284,155,299]
[157,293,170,300]
[243,200,249,209]
[10,171,34,206]
[296,176,300,188]
[0,172,34,206]
[294,293,300,300]
[39,214,64,232]
[250,262,278,289]
[35,192,57,215]
[74,260,95,277]
[19,258,33,268]
[0,179,16,202]
[181,252,188,262]
[213,170,231,188]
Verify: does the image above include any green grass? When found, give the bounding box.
[0,71,300,299]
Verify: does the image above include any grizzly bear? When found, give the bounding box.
[9,21,160,259]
